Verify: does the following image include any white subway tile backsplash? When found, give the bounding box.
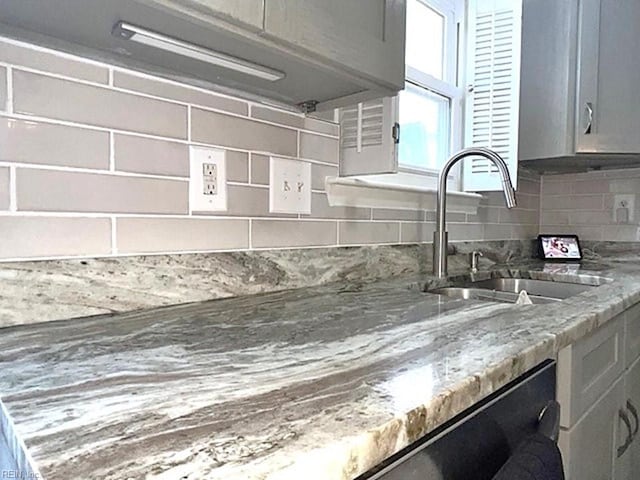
[608,178,640,194]
[498,208,538,225]
[569,210,612,225]
[540,194,603,211]
[251,106,304,128]
[13,70,188,138]
[572,179,610,194]
[117,218,249,253]
[299,132,339,164]
[303,117,339,137]
[0,217,111,259]
[448,223,484,241]
[0,118,110,169]
[226,150,250,183]
[191,108,297,156]
[482,224,513,240]
[539,170,640,242]
[311,163,338,191]
[16,169,188,214]
[193,185,293,218]
[0,39,108,83]
[541,210,570,226]
[540,180,568,195]
[373,208,425,221]
[310,192,370,220]
[250,154,270,185]
[339,222,399,245]
[0,36,544,261]
[252,220,337,248]
[113,71,248,116]
[114,134,188,177]
[603,225,638,241]
[0,167,9,210]
[400,222,436,243]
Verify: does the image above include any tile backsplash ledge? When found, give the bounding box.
[0,36,539,261]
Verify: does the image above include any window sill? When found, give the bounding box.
[325,176,482,213]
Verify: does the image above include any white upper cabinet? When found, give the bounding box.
[519,0,640,161]
[148,0,265,31]
[1,0,406,112]
[263,0,406,96]
[576,0,640,154]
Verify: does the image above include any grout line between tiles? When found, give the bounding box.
[5,66,13,114]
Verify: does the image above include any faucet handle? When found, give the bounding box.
[470,251,484,273]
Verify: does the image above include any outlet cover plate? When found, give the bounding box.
[269,156,311,214]
[613,194,635,224]
[190,146,227,212]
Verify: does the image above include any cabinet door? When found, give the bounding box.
[557,315,625,428]
[576,0,640,153]
[559,377,624,480]
[141,0,264,31]
[263,0,405,90]
[622,358,640,479]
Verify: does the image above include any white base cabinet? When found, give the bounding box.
[557,305,640,480]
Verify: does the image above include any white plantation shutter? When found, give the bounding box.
[339,96,400,176]
[463,0,521,191]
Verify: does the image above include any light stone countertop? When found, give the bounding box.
[1,253,639,479]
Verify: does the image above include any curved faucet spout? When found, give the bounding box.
[433,147,516,278]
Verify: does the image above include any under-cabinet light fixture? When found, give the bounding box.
[112,21,285,82]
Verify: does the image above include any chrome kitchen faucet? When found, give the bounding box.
[433,147,517,278]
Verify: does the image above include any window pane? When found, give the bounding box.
[405,0,445,79]
[398,83,450,170]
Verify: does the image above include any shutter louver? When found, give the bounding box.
[338,96,399,176]
[464,0,521,191]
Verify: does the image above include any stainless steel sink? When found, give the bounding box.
[428,277,603,304]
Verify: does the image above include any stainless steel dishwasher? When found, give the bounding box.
[359,360,557,480]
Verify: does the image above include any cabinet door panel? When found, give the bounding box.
[263,0,405,89]
[576,0,640,153]
[557,315,625,428]
[559,377,623,480]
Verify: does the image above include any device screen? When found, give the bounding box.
[540,236,582,260]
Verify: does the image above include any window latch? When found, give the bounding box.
[392,122,400,144]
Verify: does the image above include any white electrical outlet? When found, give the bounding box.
[613,194,635,224]
[269,156,311,214]
[202,163,217,195]
[189,146,227,212]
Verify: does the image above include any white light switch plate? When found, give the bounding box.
[269,156,311,214]
[189,146,227,212]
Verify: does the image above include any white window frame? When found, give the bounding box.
[399,0,465,189]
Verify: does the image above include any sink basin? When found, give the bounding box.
[428,277,603,304]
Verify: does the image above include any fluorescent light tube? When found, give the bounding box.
[113,21,285,82]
